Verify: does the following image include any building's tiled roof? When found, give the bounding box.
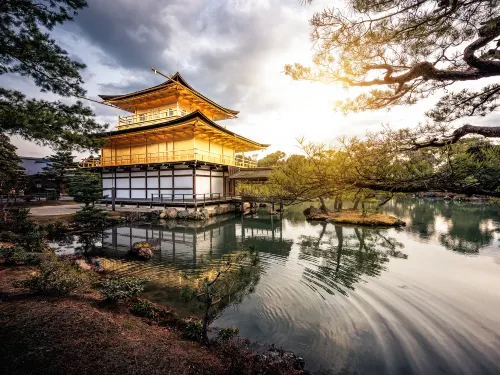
[99,72,239,115]
[100,110,269,149]
[229,168,273,180]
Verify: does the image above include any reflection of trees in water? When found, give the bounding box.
[298,224,405,296]
[386,199,499,254]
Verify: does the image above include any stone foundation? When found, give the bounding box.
[104,203,238,221]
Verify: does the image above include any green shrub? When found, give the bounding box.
[99,277,149,303]
[179,285,197,302]
[20,254,95,296]
[0,231,16,242]
[183,319,203,341]
[75,206,108,232]
[9,208,31,232]
[0,208,46,252]
[131,298,174,321]
[217,326,239,341]
[0,246,40,265]
[14,229,46,253]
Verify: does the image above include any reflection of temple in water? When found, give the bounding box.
[102,214,292,268]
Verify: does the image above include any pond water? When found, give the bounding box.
[54,199,500,375]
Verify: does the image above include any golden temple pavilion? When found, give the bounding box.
[83,72,269,203]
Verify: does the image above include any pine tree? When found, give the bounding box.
[42,150,77,195]
[0,1,106,151]
[0,132,23,193]
[288,1,500,146]
[68,170,102,206]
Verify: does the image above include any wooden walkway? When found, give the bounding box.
[99,197,236,208]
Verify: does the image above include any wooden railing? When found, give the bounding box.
[81,148,257,168]
[117,108,185,130]
[150,193,224,203]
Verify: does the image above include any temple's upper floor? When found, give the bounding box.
[99,72,238,130]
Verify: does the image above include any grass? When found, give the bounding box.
[308,210,406,227]
[31,210,125,225]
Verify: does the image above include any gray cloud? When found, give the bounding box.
[61,0,308,113]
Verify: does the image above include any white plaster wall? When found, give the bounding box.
[116,190,129,198]
[175,176,193,188]
[211,177,223,194]
[131,190,146,199]
[160,177,172,188]
[103,179,113,189]
[195,176,210,195]
[147,177,158,188]
[116,179,129,188]
[131,179,146,189]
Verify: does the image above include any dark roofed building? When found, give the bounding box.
[19,157,51,175]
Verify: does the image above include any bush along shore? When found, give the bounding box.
[0,207,307,375]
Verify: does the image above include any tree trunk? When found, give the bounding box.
[319,197,328,213]
[201,302,210,344]
[353,198,360,210]
[361,200,366,217]
[337,199,343,211]
[378,196,392,208]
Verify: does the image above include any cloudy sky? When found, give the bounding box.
[2,0,496,159]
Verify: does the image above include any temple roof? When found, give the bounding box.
[99,110,269,152]
[228,168,272,180]
[99,72,239,117]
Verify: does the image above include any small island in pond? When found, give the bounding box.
[304,207,406,227]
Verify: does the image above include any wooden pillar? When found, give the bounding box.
[145,168,148,200]
[171,167,175,200]
[129,169,132,199]
[111,187,116,211]
[158,168,160,201]
[129,140,132,165]
[192,166,196,197]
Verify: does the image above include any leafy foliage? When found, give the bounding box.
[0,0,88,97]
[0,208,46,252]
[68,170,102,205]
[74,206,108,232]
[131,298,175,322]
[42,150,77,194]
[0,132,24,192]
[193,248,261,343]
[0,1,106,150]
[131,298,174,322]
[257,151,286,167]
[183,319,203,341]
[217,327,239,341]
[262,133,500,202]
[73,205,108,252]
[99,277,149,303]
[0,246,40,265]
[20,253,96,296]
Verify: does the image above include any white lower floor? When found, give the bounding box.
[101,164,229,200]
